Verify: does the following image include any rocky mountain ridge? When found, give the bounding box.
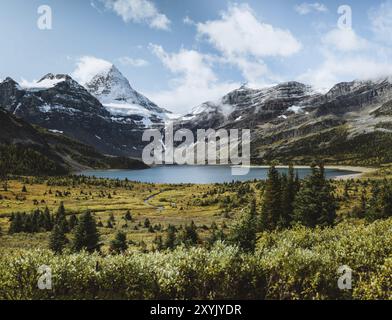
[0,66,168,158]
[176,78,392,165]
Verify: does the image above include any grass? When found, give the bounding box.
[0,175,384,252]
[0,178,246,251]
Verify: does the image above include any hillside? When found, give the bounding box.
[0,67,169,158]
[0,109,147,176]
[177,79,392,165]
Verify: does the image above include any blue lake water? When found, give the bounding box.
[80,166,358,184]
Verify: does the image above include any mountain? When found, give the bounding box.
[0,108,147,176]
[0,71,160,157]
[177,79,392,165]
[84,64,172,127]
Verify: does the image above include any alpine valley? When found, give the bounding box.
[1,63,392,172]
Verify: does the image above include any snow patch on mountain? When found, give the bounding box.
[83,64,172,126]
[287,105,304,114]
[20,74,70,91]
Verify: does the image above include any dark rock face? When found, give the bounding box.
[2,69,392,165]
[0,108,148,174]
[0,108,47,146]
[0,75,148,157]
[177,78,392,164]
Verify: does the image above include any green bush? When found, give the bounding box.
[0,219,391,300]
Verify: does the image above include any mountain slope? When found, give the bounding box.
[0,108,147,176]
[178,78,392,165]
[0,73,151,157]
[84,64,172,127]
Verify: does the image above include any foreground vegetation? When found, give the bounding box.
[0,219,391,300]
[0,166,391,300]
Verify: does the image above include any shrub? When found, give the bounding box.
[0,219,391,300]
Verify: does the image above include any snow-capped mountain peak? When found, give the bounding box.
[85,65,135,103]
[19,73,84,92]
[84,64,171,126]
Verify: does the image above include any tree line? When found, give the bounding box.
[229,164,338,252]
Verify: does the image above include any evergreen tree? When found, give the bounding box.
[153,235,164,251]
[54,202,69,233]
[144,218,151,228]
[9,212,23,234]
[279,165,298,228]
[177,221,199,247]
[260,166,282,231]
[366,180,392,221]
[164,224,177,250]
[43,207,53,231]
[68,214,79,230]
[72,211,100,253]
[31,210,40,233]
[49,222,68,254]
[24,214,33,233]
[228,198,257,252]
[292,165,337,228]
[109,231,128,254]
[124,210,132,221]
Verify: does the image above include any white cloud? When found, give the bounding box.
[299,54,392,91]
[322,28,368,52]
[369,1,392,44]
[101,0,171,30]
[117,56,149,67]
[195,4,301,84]
[197,4,301,58]
[295,2,328,15]
[72,56,113,85]
[148,44,239,114]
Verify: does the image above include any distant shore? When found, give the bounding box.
[243,165,376,180]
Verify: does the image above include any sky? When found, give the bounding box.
[1,0,392,114]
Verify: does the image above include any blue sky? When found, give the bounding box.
[1,0,392,113]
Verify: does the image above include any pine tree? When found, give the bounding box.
[279,165,297,228]
[366,180,392,221]
[292,165,337,227]
[49,222,68,254]
[153,235,164,251]
[164,224,177,250]
[144,218,151,228]
[54,202,69,233]
[177,221,199,247]
[109,231,128,254]
[31,210,40,233]
[9,212,23,234]
[43,207,53,231]
[124,210,132,221]
[68,214,79,230]
[24,214,33,233]
[316,164,337,227]
[72,211,100,253]
[228,198,257,252]
[260,166,282,231]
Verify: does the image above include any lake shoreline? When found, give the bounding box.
[79,165,370,184]
[241,165,375,180]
